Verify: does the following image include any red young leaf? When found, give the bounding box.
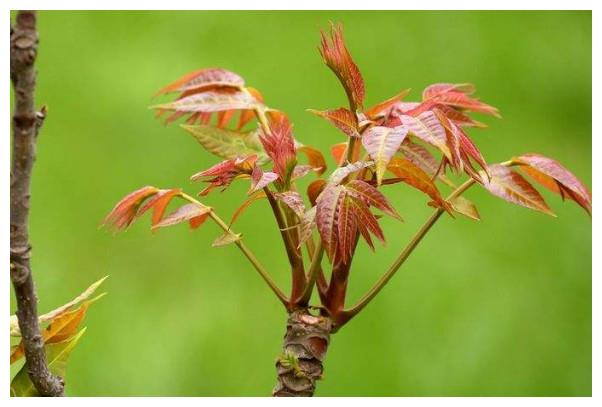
[152,89,263,114]
[275,191,306,217]
[308,107,360,138]
[319,23,365,110]
[189,212,211,230]
[481,164,555,216]
[298,206,317,248]
[153,203,212,229]
[432,109,464,172]
[136,188,183,227]
[297,145,327,176]
[155,68,245,96]
[398,139,455,187]
[399,139,439,175]
[513,154,592,215]
[329,161,374,185]
[307,179,327,206]
[400,111,451,160]
[364,89,412,119]
[345,180,402,220]
[291,165,314,180]
[361,125,409,185]
[316,183,386,264]
[191,156,257,196]
[103,186,159,231]
[348,195,384,250]
[249,166,278,195]
[230,191,267,227]
[237,87,265,129]
[435,104,487,128]
[386,157,449,211]
[260,112,297,181]
[315,185,345,260]
[435,109,488,179]
[431,90,500,118]
[337,194,357,264]
[422,83,475,100]
[330,142,348,166]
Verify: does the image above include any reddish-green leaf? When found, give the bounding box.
[153,203,212,229]
[319,23,365,110]
[103,186,159,231]
[481,164,555,216]
[308,107,360,138]
[513,153,592,215]
[155,68,244,96]
[361,125,409,185]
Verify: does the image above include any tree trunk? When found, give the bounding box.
[273,309,332,396]
[10,10,65,397]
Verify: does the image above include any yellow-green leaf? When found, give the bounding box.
[212,232,242,247]
[10,276,107,337]
[181,124,268,163]
[11,328,87,397]
[449,196,480,221]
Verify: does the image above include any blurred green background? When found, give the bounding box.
[10,11,591,396]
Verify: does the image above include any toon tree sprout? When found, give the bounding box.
[104,23,591,397]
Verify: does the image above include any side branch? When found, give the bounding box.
[10,10,65,396]
[264,188,306,300]
[338,178,477,326]
[180,193,289,306]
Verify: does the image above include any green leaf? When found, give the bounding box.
[212,232,242,247]
[181,124,269,163]
[11,328,87,397]
[449,196,480,220]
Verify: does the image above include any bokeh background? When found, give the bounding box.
[9,11,591,396]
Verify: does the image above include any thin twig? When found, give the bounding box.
[338,178,477,325]
[180,193,288,306]
[10,10,65,396]
[297,240,324,305]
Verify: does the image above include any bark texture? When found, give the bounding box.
[10,10,65,397]
[273,309,332,396]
